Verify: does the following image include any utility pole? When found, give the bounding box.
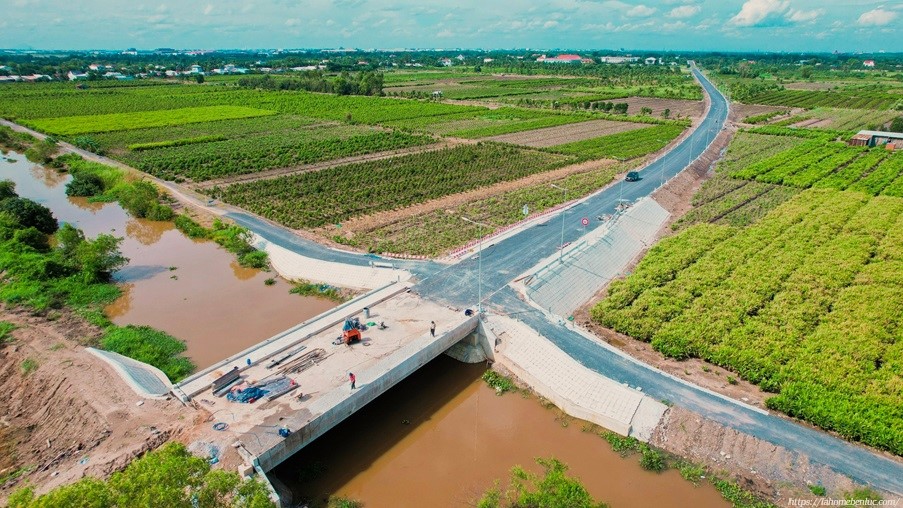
[550,184,568,263]
[462,216,489,313]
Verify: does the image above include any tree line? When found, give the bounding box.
[237,71,384,96]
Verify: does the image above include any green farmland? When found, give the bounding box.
[593,127,903,456]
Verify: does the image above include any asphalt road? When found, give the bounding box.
[230,67,903,494]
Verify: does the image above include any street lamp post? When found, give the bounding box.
[550,184,568,263]
[462,216,488,313]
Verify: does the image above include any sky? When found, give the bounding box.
[2,0,902,53]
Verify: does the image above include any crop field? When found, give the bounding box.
[24,105,276,136]
[672,175,800,230]
[746,89,900,110]
[87,114,327,153]
[783,108,899,131]
[727,139,903,194]
[126,126,431,182]
[592,189,903,455]
[384,70,703,102]
[549,124,685,160]
[485,119,649,147]
[337,162,630,256]
[214,143,572,229]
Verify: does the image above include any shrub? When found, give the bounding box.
[0,321,16,344]
[100,325,195,382]
[809,485,826,496]
[65,171,105,197]
[173,214,209,239]
[602,431,641,455]
[12,227,50,252]
[7,442,274,508]
[482,370,517,394]
[639,444,666,472]
[20,358,38,375]
[477,457,607,508]
[0,197,58,234]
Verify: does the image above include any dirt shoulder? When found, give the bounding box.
[652,406,865,504]
[0,306,209,501]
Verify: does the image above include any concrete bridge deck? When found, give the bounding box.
[179,290,479,472]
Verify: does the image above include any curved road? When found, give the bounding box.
[198,67,903,494]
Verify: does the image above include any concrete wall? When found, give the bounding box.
[254,316,479,472]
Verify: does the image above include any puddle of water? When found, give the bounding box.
[276,356,729,508]
[0,154,336,368]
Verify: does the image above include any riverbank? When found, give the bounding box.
[0,305,201,500]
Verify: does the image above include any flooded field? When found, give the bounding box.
[276,355,729,508]
[0,153,336,367]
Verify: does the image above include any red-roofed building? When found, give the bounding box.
[536,54,583,64]
[863,60,876,68]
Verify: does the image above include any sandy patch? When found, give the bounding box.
[486,119,648,147]
[622,97,705,119]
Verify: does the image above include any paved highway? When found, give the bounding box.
[230,66,903,494]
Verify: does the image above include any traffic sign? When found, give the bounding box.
[581,217,589,226]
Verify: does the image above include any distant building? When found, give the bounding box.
[439,58,453,66]
[644,57,657,65]
[103,71,130,80]
[88,63,109,72]
[212,64,248,74]
[536,54,583,64]
[848,130,903,150]
[432,90,443,98]
[455,54,465,61]
[67,70,88,80]
[188,64,204,74]
[863,60,876,68]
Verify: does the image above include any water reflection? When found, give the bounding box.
[68,196,106,212]
[29,164,67,189]
[125,218,172,246]
[230,259,258,281]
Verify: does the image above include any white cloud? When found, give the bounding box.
[787,8,822,23]
[284,18,300,27]
[203,4,213,15]
[729,0,789,26]
[662,20,688,30]
[857,7,897,26]
[543,20,559,28]
[668,5,700,19]
[626,4,656,17]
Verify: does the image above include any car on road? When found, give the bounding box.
[625,171,640,182]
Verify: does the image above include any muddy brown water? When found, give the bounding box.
[275,356,729,508]
[3,153,729,507]
[0,153,335,368]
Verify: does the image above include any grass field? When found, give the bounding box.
[549,124,685,160]
[24,106,276,136]
[214,143,572,229]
